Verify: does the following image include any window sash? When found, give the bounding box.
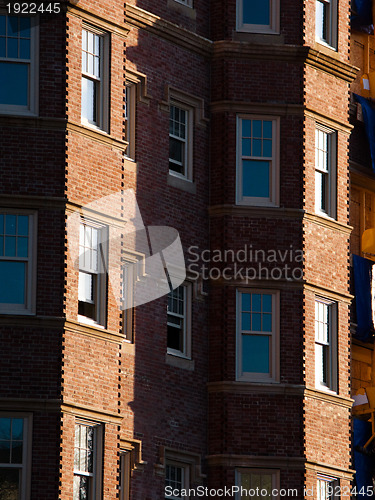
[237,290,278,381]
[315,299,336,391]
[0,15,37,114]
[236,0,279,33]
[169,104,190,179]
[0,414,31,500]
[237,116,278,206]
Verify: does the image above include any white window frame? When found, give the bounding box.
[169,102,193,182]
[236,289,280,382]
[236,115,279,207]
[315,297,338,393]
[165,460,190,500]
[317,475,340,500]
[236,0,279,34]
[0,412,32,500]
[78,219,108,327]
[81,25,109,132]
[125,81,136,160]
[235,468,280,500]
[315,125,337,219]
[0,14,38,116]
[73,421,103,500]
[315,0,337,49]
[167,283,192,359]
[0,210,36,315]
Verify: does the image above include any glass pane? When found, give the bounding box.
[0,62,28,106]
[0,261,26,304]
[5,237,16,257]
[94,34,100,56]
[78,272,93,302]
[82,30,87,51]
[0,468,20,499]
[263,294,272,312]
[0,419,11,440]
[169,137,183,163]
[7,38,18,58]
[252,293,261,312]
[82,51,87,72]
[87,31,93,53]
[242,119,251,137]
[0,16,5,36]
[263,120,272,139]
[74,447,80,469]
[7,16,19,36]
[252,120,262,138]
[5,215,16,235]
[167,324,182,351]
[0,38,5,58]
[20,39,30,59]
[0,441,10,463]
[252,138,262,157]
[11,419,23,441]
[0,237,3,257]
[242,138,251,156]
[11,441,23,464]
[262,313,272,332]
[81,77,95,123]
[19,17,30,37]
[316,0,327,41]
[242,293,251,311]
[17,216,29,236]
[0,215,3,234]
[252,312,261,331]
[241,312,251,330]
[263,139,272,157]
[94,56,99,78]
[242,160,270,198]
[242,334,270,373]
[87,53,93,76]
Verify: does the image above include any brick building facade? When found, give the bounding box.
[0,0,363,498]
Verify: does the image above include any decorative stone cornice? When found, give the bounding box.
[212,42,358,82]
[64,320,124,344]
[208,205,305,219]
[304,388,353,408]
[66,121,127,151]
[303,212,352,235]
[61,401,123,424]
[125,4,211,57]
[67,3,130,38]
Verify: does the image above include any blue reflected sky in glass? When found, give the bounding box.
[252,313,261,331]
[17,237,28,258]
[7,38,18,58]
[7,16,18,36]
[17,216,28,236]
[263,294,272,312]
[0,63,28,106]
[242,312,251,330]
[252,293,261,311]
[242,160,270,198]
[0,418,11,440]
[5,236,16,257]
[263,120,272,138]
[0,39,5,58]
[0,262,25,304]
[242,119,251,137]
[5,215,16,235]
[11,419,23,440]
[252,120,262,138]
[20,39,30,59]
[242,292,251,311]
[263,313,272,332]
[243,0,270,25]
[19,17,30,37]
[0,16,6,36]
[242,335,269,373]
